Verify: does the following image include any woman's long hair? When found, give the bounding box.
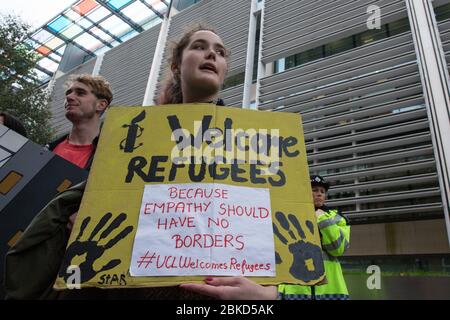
[157,25,228,105]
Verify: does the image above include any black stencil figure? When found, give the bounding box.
[273,211,324,282]
[58,212,134,283]
[120,110,146,153]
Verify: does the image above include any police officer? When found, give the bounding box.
[278,175,351,300]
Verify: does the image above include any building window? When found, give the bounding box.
[273,58,285,73]
[253,12,261,83]
[296,46,324,65]
[434,3,450,21]
[354,25,388,46]
[387,17,410,36]
[273,18,412,74]
[222,72,245,90]
[284,55,296,69]
[324,37,354,57]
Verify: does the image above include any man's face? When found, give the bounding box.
[64,81,105,122]
[312,185,326,208]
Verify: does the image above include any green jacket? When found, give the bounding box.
[3,181,214,300]
[278,206,350,300]
[4,181,86,300]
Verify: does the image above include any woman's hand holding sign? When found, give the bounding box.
[180,277,278,300]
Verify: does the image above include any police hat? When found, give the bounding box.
[310,175,330,191]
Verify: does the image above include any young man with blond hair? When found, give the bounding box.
[47,74,113,169]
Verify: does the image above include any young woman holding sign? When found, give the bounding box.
[3,25,276,301]
[164,27,350,301]
[157,25,278,300]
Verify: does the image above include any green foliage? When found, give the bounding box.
[0,14,54,144]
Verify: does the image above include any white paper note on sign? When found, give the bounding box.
[130,183,275,276]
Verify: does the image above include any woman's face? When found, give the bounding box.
[179,30,228,102]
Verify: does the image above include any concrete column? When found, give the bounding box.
[405,0,450,245]
[242,0,260,109]
[142,7,177,105]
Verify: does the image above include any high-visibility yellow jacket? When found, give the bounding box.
[278,206,350,300]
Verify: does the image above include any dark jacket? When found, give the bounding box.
[4,135,99,299]
[4,181,86,299]
[4,178,209,300]
[4,118,221,300]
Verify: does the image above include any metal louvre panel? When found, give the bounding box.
[49,59,95,137]
[263,0,407,63]
[99,25,160,106]
[305,118,430,151]
[442,41,450,52]
[260,35,422,111]
[307,132,431,161]
[325,159,436,181]
[303,96,425,129]
[258,1,443,221]
[329,173,438,194]
[301,87,423,121]
[438,20,450,34]
[309,145,435,172]
[304,108,428,140]
[262,58,419,104]
[434,0,450,6]
[262,33,414,88]
[265,67,420,113]
[265,0,403,40]
[435,0,450,79]
[262,72,422,112]
[328,188,441,206]
[221,84,244,107]
[437,16,450,88]
[345,203,443,220]
[261,35,416,102]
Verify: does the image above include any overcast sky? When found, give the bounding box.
[0,0,75,30]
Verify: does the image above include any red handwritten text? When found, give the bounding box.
[172,233,245,250]
[157,216,196,229]
[218,203,270,219]
[144,201,211,214]
[168,186,229,199]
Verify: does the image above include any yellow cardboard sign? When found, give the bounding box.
[54,104,325,289]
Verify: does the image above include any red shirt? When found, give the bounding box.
[53,139,94,168]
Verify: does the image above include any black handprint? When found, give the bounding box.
[58,212,134,283]
[273,211,324,282]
